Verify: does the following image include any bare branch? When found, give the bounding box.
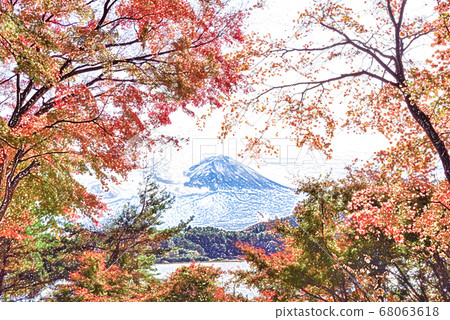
[95,0,120,30]
[316,19,399,81]
[44,115,102,130]
[0,75,15,86]
[253,70,396,102]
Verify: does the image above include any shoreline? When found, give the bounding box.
[154,259,244,265]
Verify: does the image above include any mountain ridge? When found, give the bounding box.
[162,155,300,230]
[87,155,300,231]
[184,155,291,191]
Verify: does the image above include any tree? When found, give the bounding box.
[236,164,450,301]
[54,261,238,302]
[51,251,143,302]
[0,0,248,230]
[91,177,186,282]
[1,178,185,301]
[236,177,373,302]
[144,263,241,302]
[225,0,450,184]
[0,218,85,301]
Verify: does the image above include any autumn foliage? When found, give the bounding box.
[1,0,450,303]
[225,0,450,180]
[146,263,241,302]
[0,0,247,233]
[52,251,143,302]
[237,166,450,301]
[226,1,450,302]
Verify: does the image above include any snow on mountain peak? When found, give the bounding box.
[85,155,300,230]
[184,155,289,191]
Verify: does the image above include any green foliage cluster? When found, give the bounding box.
[157,222,286,263]
[237,176,450,302]
[0,178,185,301]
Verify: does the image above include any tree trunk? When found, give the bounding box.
[0,158,38,223]
[404,95,450,184]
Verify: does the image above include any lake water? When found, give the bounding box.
[154,261,259,299]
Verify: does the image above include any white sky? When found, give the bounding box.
[108,0,435,190]
[142,0,399,187]
[78,0,444,218]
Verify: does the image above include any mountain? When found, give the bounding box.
[161,156,300,230]
[85,155,301,231]
[184,155,289,191]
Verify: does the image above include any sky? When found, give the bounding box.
[135,0,396,188]
[87,0,434,197]
[75,0,445,227]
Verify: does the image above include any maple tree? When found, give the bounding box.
[236,165,450,301]
[225,0,450,183]
[0,0,248,234]
[1,178,185,301]
[54,260,239,302]
[144,263,241,302]
[236,177,373,302]
[3,0,450,303]
[51,251,142,302]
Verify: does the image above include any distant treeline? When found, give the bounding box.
[156,217,296,263]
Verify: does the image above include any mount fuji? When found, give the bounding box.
[184,155,289,191]
[160,155,300,230]
[85,155,300,230]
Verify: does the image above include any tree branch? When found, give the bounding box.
[0,155,39,223]
[253,70,396,102]
[317,19,399,81]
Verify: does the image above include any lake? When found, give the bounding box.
[154,261,259,299]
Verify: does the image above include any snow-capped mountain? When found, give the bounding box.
[161,155,300,230]
[184,155,289,191]
[85,155,300,230]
